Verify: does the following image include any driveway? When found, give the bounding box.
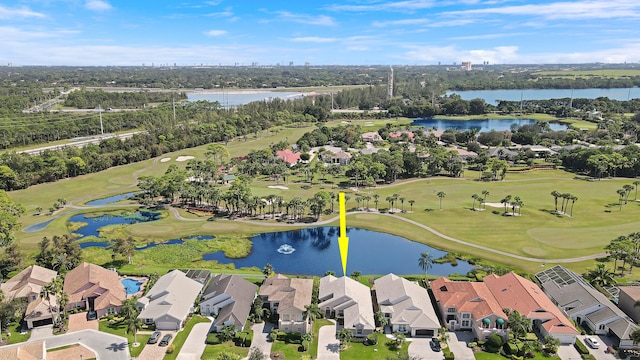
[68,313,98,333]
[247,322,273,359]
[29,325,53,341]
[135,331,176,360]
[409,338,441,360]
[176,322,212,360]
[577,335,616,360]
[558,344,582,360]
[447,332,475,360]
[45,329,129,360]
[47,344,96,360]
[316,320,339,360]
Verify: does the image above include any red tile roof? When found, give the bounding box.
[276,149,302,165]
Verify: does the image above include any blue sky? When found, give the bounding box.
[2,0,640,66]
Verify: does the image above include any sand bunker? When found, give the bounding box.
[484,202,504,208]
[268,185,289,190]
[176,156,195,162]
[160,158,171,163]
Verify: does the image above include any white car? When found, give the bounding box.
[585,337,600,349]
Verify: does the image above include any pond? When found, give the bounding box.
[446,87,640,105]
[203,227,473,276]
[85,192,138,206]
[412,118,568,133]
[187,91,305,107]
[68,211,160,239]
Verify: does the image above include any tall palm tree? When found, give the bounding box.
[418,252,433,284]
[337,328,353,349]
[500,195,512,214]
[624,184,634,204]
[436,191,446,210]
[550,190,560,212]
[304,303,322,322]
[399,197,406,212]
[634,180,640,201]
[569,195,578,217]
[471,193,479,210]
[584,263,616,287]
[617,188,626,211]
[481,190,490,208]
[126,317,143,345]
[408,199,415,212]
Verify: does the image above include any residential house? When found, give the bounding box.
[63,262,125,318]
[523,145,557,158]
[536,266,637,349]
[137,270,204,330]
[431,277,509,341]
[0,340,45,360]
[258,274,313,334]
[374,273,440,337]
[319,275,375,337]
[487,147,518,160]
[276,149,302,167]
[199,274,258,332]
[389,131,415,142]
[318,146,352,166]
[361,131,383,142]
[618,286,640,323]
[433,272,578,344]
[0,265,57,329]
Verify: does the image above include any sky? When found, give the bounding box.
[2,0,640,66]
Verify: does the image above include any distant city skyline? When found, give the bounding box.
[1,0,640,66]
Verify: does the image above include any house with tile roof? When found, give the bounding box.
[431,277,509,341]
[63,262,125,318]
[536,265,637,349]
[319,275,375,337]
[374,273,440,337]
[618,286,640,323]
[275,149,302,166]
[137,270,204,330]
[389,131,415,142]
[361,131,383,142]
[258,274,313,334]
[318,146,352,166]
[0,339,45,360]
[200,274,258,332]
[0,265,58,329]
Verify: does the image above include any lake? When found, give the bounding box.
[412,118,568,132]
[85,192,138,206]
[187,91,305,107]
[203,227,473,276]
[446,87,640,105]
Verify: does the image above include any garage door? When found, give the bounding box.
[415,329,434,337]
[157,321,178,330]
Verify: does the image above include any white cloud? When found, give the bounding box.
[450,32,530,40]
[205,1,223,5]
[85,0,112,11]
[442,0,640,20]
[326,0,437,12]
[204,29,227,36]
[0,26,78,41]
[290,37,338,43]
[272,11,337,26]
[0,5,46,19]
[206,11,233,17]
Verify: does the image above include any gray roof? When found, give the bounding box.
[138,270,203,322]
[585,307,617,324]
[374,273,439,330]
[202,274,258,329]
[319,275,375,331]
[608,317,637,341]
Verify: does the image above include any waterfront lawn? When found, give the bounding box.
[163,315,211,360]
[340,332,409,360]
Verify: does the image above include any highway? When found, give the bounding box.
[17,130,144,155]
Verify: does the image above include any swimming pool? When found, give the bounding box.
[122,278,143,295]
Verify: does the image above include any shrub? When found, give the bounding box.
[504,342,519,355]
[350,336,367,343]
[574,339,589,355]
[367,333,378,345]
[581,355,596,360]
[485,333,504,353]
[443,347,455,360]
[467,342,477,348]
[166,344,175,354]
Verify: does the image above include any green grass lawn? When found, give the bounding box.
[474,350,559,360]
[163,315,211,360]
[5,322,31,344]
[98,318,151,358]
[200,341,250,360]
[340,332,409,360]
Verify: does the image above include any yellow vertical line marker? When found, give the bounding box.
[338,192,349,276]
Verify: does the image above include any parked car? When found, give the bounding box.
[86,310,97,320]
[159,334,173,347]
[430,337,442,352]
[585,337,600,349]
[148,331,161,344]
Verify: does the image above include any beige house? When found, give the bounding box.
[0,340,45,360]
[319,275,375,337]
[63,262,125,318]
[258,274,313,334]
[0,265,58,329]
[200,274,258,332]
[374,273,440,337]
[137,270,203,330]
[618,286,640,323]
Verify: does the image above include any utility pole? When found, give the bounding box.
[99,105,104,135]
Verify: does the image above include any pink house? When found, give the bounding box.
[276,149,302,166]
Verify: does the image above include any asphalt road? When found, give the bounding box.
[44,329,130,360]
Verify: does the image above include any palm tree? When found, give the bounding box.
[617,188,626,211]
[584,263,616,287]
[513,196,524,215]
[219,325,237,343]
[263,263,274,279]
[408,199,415,212]
[305,303,322,322]
[624,184,635,204]
[337,328,353,349]
[373,194,380,211]
[471,194,479,210]
[436,191,446,210]
[505,309,532,341]
[399,197,406,212]
[569,195,578,217]
[630,326,640,346]
[634,180,640,201]
[418,252,433,284]
[550,190,560,212]
[126,317,143,345]
[350,271,361,281]
[481,190,490,209]
[500,195,512,214]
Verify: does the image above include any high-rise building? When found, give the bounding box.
[462,61,472,71]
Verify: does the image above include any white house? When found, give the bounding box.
[199,274,258,332]
[137,270,203,330]
[319,275,375,337]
